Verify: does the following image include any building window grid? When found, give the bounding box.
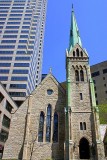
[0,0,46,98]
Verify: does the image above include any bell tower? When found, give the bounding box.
[65,5,105,160]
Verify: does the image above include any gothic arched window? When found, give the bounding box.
[81,51,83,57]
[46,104,52,142]
[38,111,44,142]
[73,51,75,57]
[80,70,84,81]
[53,112,58,142]
[75,70,79,81]
[76,48,79,57]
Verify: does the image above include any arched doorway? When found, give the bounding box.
[79,138,90,159]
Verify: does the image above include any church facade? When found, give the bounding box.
[3,7,106,160]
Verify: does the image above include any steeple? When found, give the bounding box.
[69,5,82,52]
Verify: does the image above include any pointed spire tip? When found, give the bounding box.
[72,4,74,12]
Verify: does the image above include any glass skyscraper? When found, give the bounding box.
[0,0,47,105]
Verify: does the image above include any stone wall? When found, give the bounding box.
[3,74,66,160]
[66,44,105,159]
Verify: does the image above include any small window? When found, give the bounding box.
[80,93,83,100]
[95,93,97,98]
[80,122,86,130]
[76,48,79,57]
[47,89,53,95]
[73,51,75,57]
[80,122,83,130]
[91,71,100,77]
[75,70,79,81]
[104,84,106,87]
[103,77,105,80]
[83,122,86,130]
[80,70,84,81]
[96,100,98,105]
[81,51,83,57]
[93,80,96,84]
[103,68,107,74]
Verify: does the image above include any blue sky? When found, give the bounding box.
[42,0,107,82]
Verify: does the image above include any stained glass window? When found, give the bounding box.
[46,104,51,142]
[53,112,58,142]
[38,111,44,142]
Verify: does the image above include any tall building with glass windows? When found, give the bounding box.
[0,0,47,105]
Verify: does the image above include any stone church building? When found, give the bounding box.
[3,7,106,160]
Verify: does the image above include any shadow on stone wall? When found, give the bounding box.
[18,110,29,159]
[51,84,66,160]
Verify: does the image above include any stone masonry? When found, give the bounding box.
[65,44,105,160]
[3,74,66,160]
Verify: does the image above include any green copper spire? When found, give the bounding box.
[69,5,82,52]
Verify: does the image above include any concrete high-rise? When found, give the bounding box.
[91,61,107,105]
[0,0,47,105]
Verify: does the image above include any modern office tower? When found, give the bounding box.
[91,61,107,105]
[0,0,47,105]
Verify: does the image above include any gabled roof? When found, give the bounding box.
[67,43,89,58]
[31,73,66,96]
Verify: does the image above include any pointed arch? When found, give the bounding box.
[79,137,90,159]
[76,65,79,70]
[46,104,52,142]
[38,111,44,142]
[73,51,75,57]
[75,70,79,81]
[76,48,79,57]
[80,70,84,81]
[81,51,83,57]
[79,65,83,70]
[72,65,75,69]
[53,112,58,142]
